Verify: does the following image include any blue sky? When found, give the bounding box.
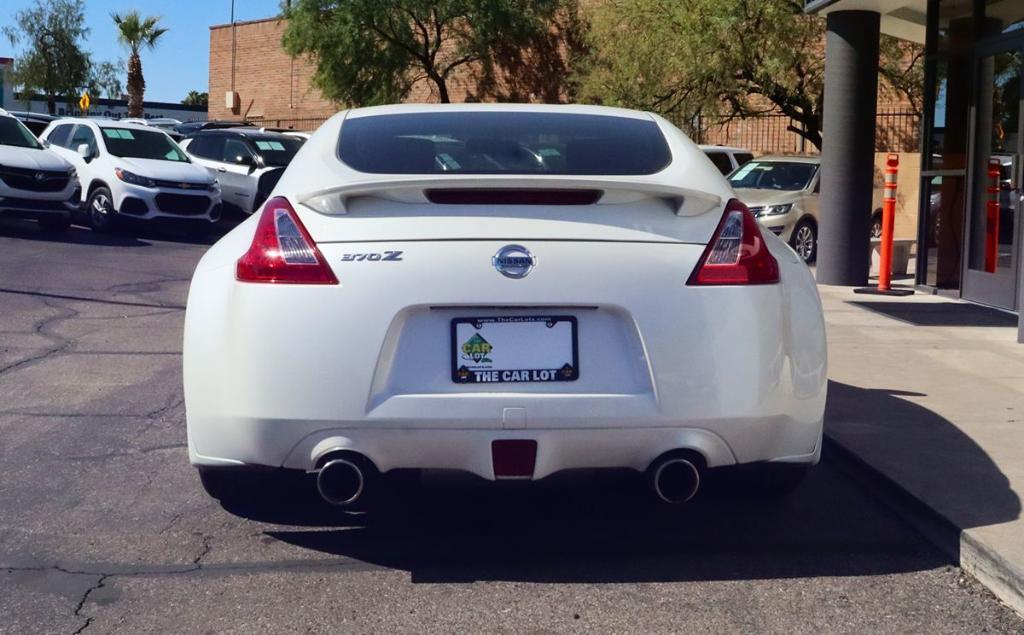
[1,0,283,103]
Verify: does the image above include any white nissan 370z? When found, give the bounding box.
[184,104,827,508]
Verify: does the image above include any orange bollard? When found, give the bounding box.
[877,154,899,292]
[985,158,1001,273]
[855,153,912,296]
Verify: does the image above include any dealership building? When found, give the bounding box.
[806,0,1023,339]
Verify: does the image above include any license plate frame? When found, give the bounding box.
[450,316,579,384]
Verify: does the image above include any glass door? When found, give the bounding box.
[963,41,1023,309]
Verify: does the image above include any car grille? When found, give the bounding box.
[0,166,72,192]
[152,178,211,191]
[154,193,212,216]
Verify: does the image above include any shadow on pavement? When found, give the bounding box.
[0,218,151,247]
[849,300,1018,327]
[825,381,1020,554]
[0,208,249,248]
[224,448,954,583]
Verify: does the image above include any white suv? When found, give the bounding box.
[40,118,221,231]
[0,108,81,233]
[179,129,305,214]
[699,145,754,176]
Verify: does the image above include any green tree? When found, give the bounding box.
[579,0,923,151]
[282,0,561,105]
[182,91,209,107]
[111,10,168,117]
[3,0,92,114]
[87,60,124,100]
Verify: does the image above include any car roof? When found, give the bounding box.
[750,154,820,164]
[187,128,298,140]
[344,102,656,121]
[50,117,161,132]
[697,145,751,153]
[5,110,56,122]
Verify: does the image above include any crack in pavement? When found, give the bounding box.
[71,573,109,635]
[2,554,369,582]
[61,444,187,462]
[0,287,185,311]
[0,299,79,376]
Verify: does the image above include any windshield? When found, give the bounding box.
[99,127,188,162]
[728,161,817,191]
[251,136,305,167]
[0,116,43,149]
[338,112,672,175]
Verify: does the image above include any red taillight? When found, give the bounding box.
[236,197,338,284]
[687,199,780,286]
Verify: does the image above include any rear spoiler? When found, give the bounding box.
[297,176,722,217]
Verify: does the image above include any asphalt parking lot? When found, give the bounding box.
[0,216,1021,634]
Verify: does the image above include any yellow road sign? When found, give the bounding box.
[79,92,90,112]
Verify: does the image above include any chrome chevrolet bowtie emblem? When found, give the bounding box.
[35,172,46,181]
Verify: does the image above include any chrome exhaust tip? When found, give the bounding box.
[650,457,701,504]
[316,458,365,506]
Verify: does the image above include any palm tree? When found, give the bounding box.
[112,11,168,117]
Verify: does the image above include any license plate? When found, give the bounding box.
[451,316,579,384]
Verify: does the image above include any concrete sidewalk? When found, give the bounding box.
[820,284,1024,615]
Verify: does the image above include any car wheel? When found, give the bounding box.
[87,187,116,232]
[791,220,817,264]
[38,216,71,234]
[870,212,883,239]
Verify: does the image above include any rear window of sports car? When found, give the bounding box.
[337,112,672,175]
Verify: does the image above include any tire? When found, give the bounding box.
[86,187,117,232]
[870,212,883,239]
[38,216,71,234]
[790,219,818,264]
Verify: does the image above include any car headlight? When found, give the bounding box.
[67,167,77,179]
[756,203,793,217]
[209,179,220,192]
[114,168,156,188]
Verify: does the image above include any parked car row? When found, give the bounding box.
[0,108,309,235]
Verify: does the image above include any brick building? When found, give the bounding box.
[209,17,489,126]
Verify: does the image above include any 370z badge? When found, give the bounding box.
[341,251,403,262]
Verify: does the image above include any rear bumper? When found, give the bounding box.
[185,234,826,477]
[189,421,822,478]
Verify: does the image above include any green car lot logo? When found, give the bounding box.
[461,333,493,363]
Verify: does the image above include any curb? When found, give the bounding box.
[823,435,1024,618]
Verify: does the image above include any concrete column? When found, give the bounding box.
[817,11,881,286]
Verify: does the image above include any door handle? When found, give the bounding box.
[217,167,227,173]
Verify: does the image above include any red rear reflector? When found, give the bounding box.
[492,440,537,479]
[687,199,780,285]
[236,197,338,284]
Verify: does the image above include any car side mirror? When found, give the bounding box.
[76,143,93,161]
[233,154,256,173]
[40,139,50,148]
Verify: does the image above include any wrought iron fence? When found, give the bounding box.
[691,109,920,155]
